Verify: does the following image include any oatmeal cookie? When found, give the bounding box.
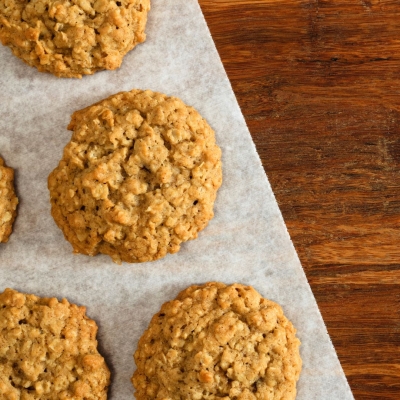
[0,288,110,399]
[48,89,222,263]
[0,156,18,243]
[0,0,150,78]
[132,282,302,400]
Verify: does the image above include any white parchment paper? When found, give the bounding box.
[0,1,354,398]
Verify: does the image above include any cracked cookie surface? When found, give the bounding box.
[48,89,222,263]
[132,282,302,400]
[0,288,110,399]
[0,156,18,243]
[0,0,150,78]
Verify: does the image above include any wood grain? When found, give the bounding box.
[198,1,400,399]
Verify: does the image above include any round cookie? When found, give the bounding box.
[132,282,302,400]
[0,156,18,243]
[0,0,150,78]
[48,89,222,263]
[0,288,110,399]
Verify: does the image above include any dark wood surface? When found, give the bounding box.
[198,1,400,399]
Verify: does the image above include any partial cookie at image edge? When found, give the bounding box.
[132,282,302,400]
[0,156,18,243]
[0,287,111,399]
[0,0,151,78]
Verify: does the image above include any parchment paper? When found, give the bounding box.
[0,1,354,398]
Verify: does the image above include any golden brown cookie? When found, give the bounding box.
[0,156,18,243]
[132,282,302,400]
[0,288,110,399]
[48,89,222,263]
[0,0,150,78]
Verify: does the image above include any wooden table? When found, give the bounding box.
[198,1,400,399]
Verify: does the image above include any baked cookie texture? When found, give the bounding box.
[132,282,302,400]
[0,156,18,243]
[0,0,150,78]
[0,288,110,399]
[48,89,222,264]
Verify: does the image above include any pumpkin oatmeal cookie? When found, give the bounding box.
[132,282,302,400]
[0,0,150,78]
[0,288,110,399]
[0,156,18,243]
[48,89,222,263]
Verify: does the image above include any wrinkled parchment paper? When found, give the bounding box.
[0,1,354,398]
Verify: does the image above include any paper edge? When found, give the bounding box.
[193,1,354,397]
